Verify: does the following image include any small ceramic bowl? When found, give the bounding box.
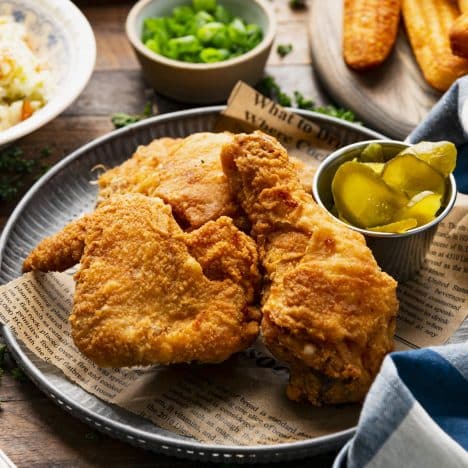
[0,0,96,147]
[126,0,276,103]
[313,140,457,282]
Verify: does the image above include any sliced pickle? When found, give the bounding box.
[381,154,446,198]
[332,161,408,229]
[398,141,457,177]
[396,192,442,227]
[362,162,385,175]
[360,143,384,162]
[368,218,417,233]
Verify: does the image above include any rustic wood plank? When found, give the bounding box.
[64,70,187,116]
[0,400,203,467]
[272,0,311,24]
[309,0,440,138]
[63,65,326,117]
[80,4,139,71]
[268,21,311,66]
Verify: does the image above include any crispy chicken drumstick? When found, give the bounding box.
[221,132,399,405]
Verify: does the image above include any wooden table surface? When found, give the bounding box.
[0,1,340,466]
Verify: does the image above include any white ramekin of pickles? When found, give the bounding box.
[313,140,457,282]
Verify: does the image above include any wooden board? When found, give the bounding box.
[309,0,442,139]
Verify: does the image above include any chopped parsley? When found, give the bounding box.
[0,146,52,201]
[11,367,27,382]
[289,0,307,10]
[256,76,358,123]
[277,43,293,58]
[111,102,154,129]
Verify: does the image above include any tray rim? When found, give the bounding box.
[0,105,384,462]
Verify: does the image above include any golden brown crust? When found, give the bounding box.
[343,0,401,70]
[23,216,89,272]
[449,13,468,58]
[458,0,468,14]
[221,131,398,406]
[25,194,260,367]
[183,216,261,303]
[152,132,242,229]
[71,194,260,367]
[98,133,246,230]
[402,0,468,91]
[97,138,178,201]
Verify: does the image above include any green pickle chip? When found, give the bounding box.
[362,162,385,175]
[395,192,442,227]
[332,161,407,229]
[330,141,455,234]
[360,143,384,162]
[398,141,457,177]
[368,218,418,233]
[381,154,446,198]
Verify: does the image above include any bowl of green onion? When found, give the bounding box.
[126,0,276,103]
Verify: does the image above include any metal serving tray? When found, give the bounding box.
[0,106,383,463]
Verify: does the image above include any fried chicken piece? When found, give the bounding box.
[184,216,260,302]
[153,132,241,229]
[23,215,89,272]
[97,133,315,231]
[221,132,398,406]
[98,133,244,230]
[97,138,180,201]
[24,194,260,367]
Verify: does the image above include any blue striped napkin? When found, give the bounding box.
[333,77,468,468]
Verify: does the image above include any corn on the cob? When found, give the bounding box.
[402,0,468,91]
[458,0,468,13]
[343,0,401,70]
[450,13,468,58]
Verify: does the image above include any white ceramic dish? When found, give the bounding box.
[0,0,96,147]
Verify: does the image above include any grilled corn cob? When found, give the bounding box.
[343,0,401,70]
[450,13,468,58]
[402,0,468,91]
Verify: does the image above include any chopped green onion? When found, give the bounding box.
[200,47,230,62]
[197,22,225,43]
[214,5,232,23]
[193,0,217,13]
[141,0,262,64]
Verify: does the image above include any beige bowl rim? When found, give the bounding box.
[125,0,277,70]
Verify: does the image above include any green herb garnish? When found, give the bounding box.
[289,0,307,10]
[256,76,359,123]
[256,76,292,107]
[0,146,52,201]
[142,0,263,63]
[111,102,153,129]
[85,431,100,441]
[11,367,26,382]
[277,43,293,58]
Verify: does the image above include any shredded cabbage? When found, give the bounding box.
[0,16,51,131]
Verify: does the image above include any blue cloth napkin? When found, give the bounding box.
[408,76,468,194]
[333,77,468,468]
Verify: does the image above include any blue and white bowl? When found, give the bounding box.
[0,0,96,147]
